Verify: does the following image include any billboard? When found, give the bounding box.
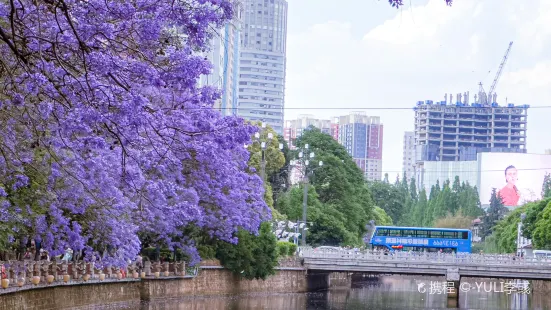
[478,153,551,207]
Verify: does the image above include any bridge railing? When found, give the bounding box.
[299,247,551,267]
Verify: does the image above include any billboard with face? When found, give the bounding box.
[478,153,551,207]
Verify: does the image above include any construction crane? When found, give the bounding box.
[477,41,513,105]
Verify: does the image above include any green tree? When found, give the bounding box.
[368,180,406,224]
[293,128,374,244]
[458,183,484,218]
[373,206,393,226]
[522,198,551,240]
[215,222,278,280]
[1,149,53,256]
[412,189,428,226]
[492,205,530,253]
[409,178,418,202]
[269,134,291,205]
[246,122,285,179]
[433,182,453,220]
[276,186,356,246]
[449,176,462,215]
[400,174,409,195]
[246,122,285,217]
[423,181,441,226]
[481,188,507,239]
[474,233,500,254]
[372,176,483,229]
[542,173,551,199]
[532,207,551,249]
[433,211,473,229]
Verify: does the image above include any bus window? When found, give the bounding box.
[443,232,458,239]
[429,231,443,238]
[415,230,429,238]
[462,232,469,240]
[389,229,400,236]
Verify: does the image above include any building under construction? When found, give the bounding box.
[411,41,533,198]
[413,41,528,163]
[413,97,528,162]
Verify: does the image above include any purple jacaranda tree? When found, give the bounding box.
[387,0,452,8]
[0,0,269,266]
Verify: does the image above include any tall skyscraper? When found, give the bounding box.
[237,0,288,134]
[337,112,384,181]
[199,2,243,117]
[402,131,415,180]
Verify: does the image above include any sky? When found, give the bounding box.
[283,0,551,179]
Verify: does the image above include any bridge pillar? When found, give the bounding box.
[446,268,460,307]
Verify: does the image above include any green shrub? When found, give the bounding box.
[197,245,216,259]
[215,222,278,280]
[276,241,297,257]
[276,241,289,257]
[288,242,297,255]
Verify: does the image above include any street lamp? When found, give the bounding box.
[250,122,283,182]
[294,143,323,246]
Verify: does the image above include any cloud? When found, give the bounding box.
[469,34,479,58]
[285,0,551,177]
[362,0,475,46]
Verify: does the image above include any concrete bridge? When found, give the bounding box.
[300,247,551,280]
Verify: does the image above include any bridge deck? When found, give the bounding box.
[301,249,551,280]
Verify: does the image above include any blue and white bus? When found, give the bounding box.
[369,226,472,253]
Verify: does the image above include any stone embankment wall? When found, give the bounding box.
[143,268,308,300]
[0,267,309,310]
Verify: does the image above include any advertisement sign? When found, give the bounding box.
[378,237,466,248]
[478,153,551,207]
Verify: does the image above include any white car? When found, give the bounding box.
[314,246,341,253]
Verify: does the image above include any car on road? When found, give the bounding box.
[313,246,341,253]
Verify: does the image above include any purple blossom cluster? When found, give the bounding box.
[0,0,269,266]
[388,0,452,8]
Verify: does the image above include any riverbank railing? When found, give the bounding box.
[0,260,200,291]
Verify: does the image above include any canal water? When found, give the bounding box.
[115,275,551,310]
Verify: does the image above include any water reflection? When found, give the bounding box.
[139,293,309,310]
[133,275,551,310]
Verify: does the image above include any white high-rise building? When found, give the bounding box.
[283,115,334,149]
[237,0,288,134]
[402,131,415,180]
[199,2,243,116]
